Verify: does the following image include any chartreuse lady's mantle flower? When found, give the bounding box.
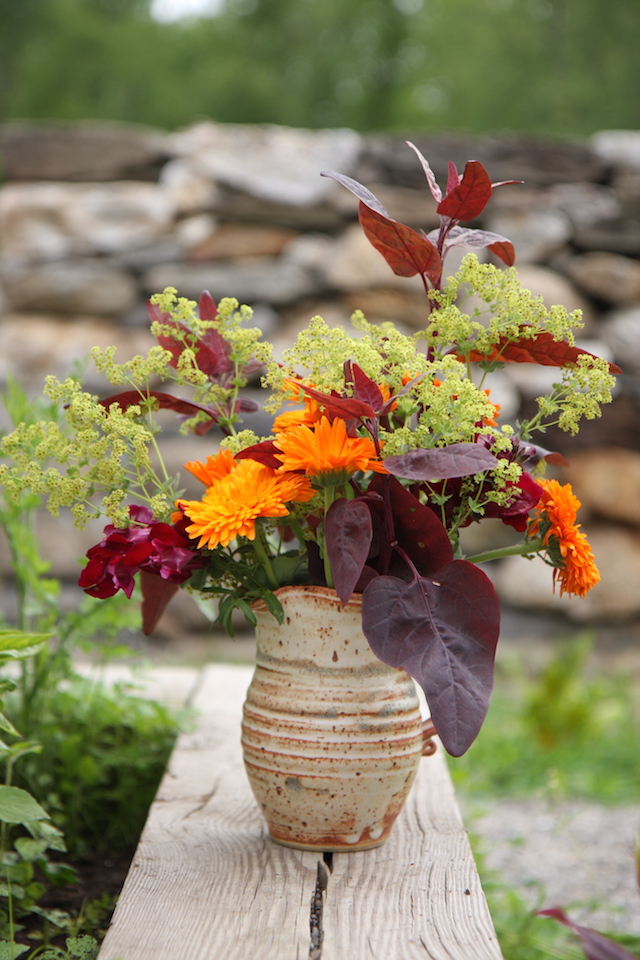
[177,451,315,550]
[273,416,387,487]
[530,478,600,598]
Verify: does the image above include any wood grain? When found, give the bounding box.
[98,663,503,960]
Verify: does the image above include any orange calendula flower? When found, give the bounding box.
[272,393,323,433]
[183,448,236,487]
[177,459,315,549]
[274,416,387,486]
[530,478,600,598]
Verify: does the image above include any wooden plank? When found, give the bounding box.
[98,664,321,960]
[321,750,504,960]
[98,663,503,960]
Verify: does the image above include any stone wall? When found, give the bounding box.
[1,119,640,630]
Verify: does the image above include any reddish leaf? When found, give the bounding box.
[405,141,442,202]
[430,225,516,267]
[140,570,179,636]
[437,160,493,222]
[488,240,516,266]
[324,498,373,604]
[198,289,218,321]
[358,202,442,283]
[235,440,282,470]
[462,330,622,373]
[321,170,391,217]
[361,562,500,756]
[538,909,640,960]
[368,475,453,578]
[384,443,498,482]
[99,390,217,422]
[446,160,461,196]
[297,383,375,421]
[346,361,385,412]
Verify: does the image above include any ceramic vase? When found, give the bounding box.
[241,584,434,852]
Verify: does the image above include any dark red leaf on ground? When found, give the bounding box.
[325,499,373,604]
[140,570,179,636]
[538,909,640,960]
[461,330,621,373]
[437,161,493,222]
[361,562,500,756]
[384,444,498,481]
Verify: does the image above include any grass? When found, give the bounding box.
[447,632,640,959]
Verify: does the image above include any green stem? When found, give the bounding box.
[252,526,279,590]
[322,487,336,589]
[465,537,544,566]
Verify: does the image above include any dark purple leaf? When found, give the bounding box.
[348,362,385,412]
[361,563,500,756]
[384,444,499,481]
[538,909,640,960]
[198,289,218,321]
[235,397,260,414]
[99,390,218,423]
[140,570,179,636]
[325,499,373,604]
[367,475,453,577]
[235,440,282,470]
[297,383,375,421]
[437,161,493,222]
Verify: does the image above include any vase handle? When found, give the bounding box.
[421,718,437,756]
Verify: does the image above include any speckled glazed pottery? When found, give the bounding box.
[241,585,434,852]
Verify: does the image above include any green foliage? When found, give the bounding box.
[0,0,638,136]
[451,635,640,803]
[13,677,180,856]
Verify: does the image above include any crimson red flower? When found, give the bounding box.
[79,505,203,599]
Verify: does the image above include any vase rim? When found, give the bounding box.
[251,584,362,614]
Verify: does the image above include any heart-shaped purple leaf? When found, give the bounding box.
[325,498,373,604]
[367,475,453,577]
[384,443,499,482]
[361,562,500,756]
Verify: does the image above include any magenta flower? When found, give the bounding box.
[79,505,203,600]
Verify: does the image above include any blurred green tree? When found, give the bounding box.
[0,0,638,136]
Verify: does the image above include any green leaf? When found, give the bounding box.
[25,819,66,852]
[260,590,285,625]
[0,715,19,737]
[0,629,51,653]
[66,936,100,960]
[0,942,30,959]
[14,837,48,861]
[0,786,49,824]
[235,599,257,628]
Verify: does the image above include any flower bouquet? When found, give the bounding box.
[0,144,618,759]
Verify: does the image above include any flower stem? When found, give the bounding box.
[465,537,544,566]
[253,526,280,590]
[323,486,335,588]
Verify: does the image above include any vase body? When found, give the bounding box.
[241,585,427,852]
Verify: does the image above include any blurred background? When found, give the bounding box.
[1,0,639,134]
[1,0,640,641]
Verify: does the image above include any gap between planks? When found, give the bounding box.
[98,663,503,960]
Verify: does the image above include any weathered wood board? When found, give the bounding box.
[98,663,503,960]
